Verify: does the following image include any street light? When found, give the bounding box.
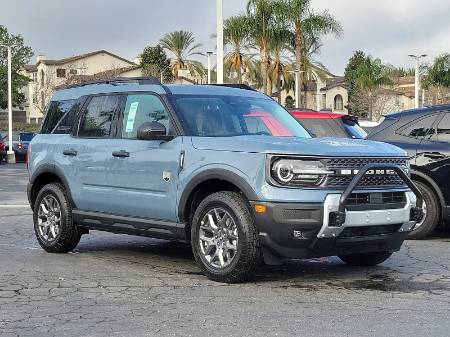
[0,44,15,163]
[408,54,427,109]
[216,0,224,84]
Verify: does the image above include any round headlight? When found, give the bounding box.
[275,161,294,183]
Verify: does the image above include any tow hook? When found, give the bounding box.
[410,207,424,222]
[329,211,346,227]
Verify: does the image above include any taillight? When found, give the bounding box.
[18,143,23,150]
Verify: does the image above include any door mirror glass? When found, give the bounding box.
[137,121,172,141]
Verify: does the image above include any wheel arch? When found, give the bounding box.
[29,165,75,210]
[178,169,258,237]
[411,169,445,219]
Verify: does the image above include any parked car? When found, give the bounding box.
[290,110,368,139]
[0,132,6,162]
[4,132,36,162]
[368,105,450,239]
[27,78,423,283]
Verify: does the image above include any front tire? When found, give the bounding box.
[191,191,261,283]
[407,180,440,240]
[33,183,81,253]
[339,251,393,266]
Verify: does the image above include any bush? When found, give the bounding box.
[0,122,41,133]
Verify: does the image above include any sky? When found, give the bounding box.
[1,0,449,75]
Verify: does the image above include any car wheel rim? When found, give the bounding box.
[414,200,428,229]
[198,207,239,269]
[37,195,62,243]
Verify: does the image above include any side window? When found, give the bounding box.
[121,94,171,139]
[78,95,119,138]
[397,114,439,138]
[41,99,76,134]
[54,97,86,134]
[436,112,450,143]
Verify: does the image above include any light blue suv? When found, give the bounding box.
[27,77,423,282]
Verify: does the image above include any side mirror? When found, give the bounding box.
[137,122,173,141]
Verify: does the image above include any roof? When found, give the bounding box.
[385,104,450,119]
[290,110,346,119]
[24,64,37,72]
[320,76,347,91]
[35,50,136,67]
[51,80,268,102]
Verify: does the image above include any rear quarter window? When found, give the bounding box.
[41,99,76,134]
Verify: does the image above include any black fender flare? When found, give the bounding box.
[178,168,259,223]
[29,164,76,209]
[410,169,445,217]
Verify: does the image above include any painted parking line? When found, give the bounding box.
[0,204,30,208]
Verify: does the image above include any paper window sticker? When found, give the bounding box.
[125,102,139,132]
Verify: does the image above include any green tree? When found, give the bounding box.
[422,53,450,105]
[0,25,33,109]
[223,15,253,84]
[159,30,205,78]
[345,51,369,114]
[140,45,172,82]
[246,0,278,94]
[278,0,342,107]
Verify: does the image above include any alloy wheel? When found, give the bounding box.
[37,195,62,243]
[198,207,239,269]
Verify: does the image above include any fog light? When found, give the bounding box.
[254,204,267,213]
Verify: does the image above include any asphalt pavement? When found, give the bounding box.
[1,163,450,337]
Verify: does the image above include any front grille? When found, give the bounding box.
[346,192,406,211]
[323,157,408,189]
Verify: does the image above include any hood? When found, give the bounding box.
[191,136,406,157]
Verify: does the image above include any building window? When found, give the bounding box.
[69,69,77,75]
[40,70,45,87]
[56,68,66,78]
[334,94,343,111]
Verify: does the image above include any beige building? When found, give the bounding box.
[23,50,140,123]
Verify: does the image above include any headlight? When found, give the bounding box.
[270,158,332,187]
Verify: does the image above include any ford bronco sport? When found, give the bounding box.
[27,77,423,283]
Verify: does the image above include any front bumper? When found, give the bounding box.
[252,163,423,263]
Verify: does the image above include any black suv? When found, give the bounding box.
[368,105,450,239]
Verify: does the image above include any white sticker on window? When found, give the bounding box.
[125,102,139,132]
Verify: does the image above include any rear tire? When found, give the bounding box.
[33,183,81,253]
[339,251,393,266]
[407,180,440,240]
[191,191,261,283]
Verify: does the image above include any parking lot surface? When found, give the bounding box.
[1,163,450,337]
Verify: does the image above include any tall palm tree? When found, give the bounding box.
[159,30,205,78]
[246,0,278,94]
[223,15,253,83]
[267,28,293,101]
[279,0,342,107]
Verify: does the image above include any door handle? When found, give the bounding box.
[112,150,130,158]
[423,152,446,160]
[63,149,78,156]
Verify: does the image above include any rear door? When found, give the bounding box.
[66,94,124,212]
[106,93,182,221]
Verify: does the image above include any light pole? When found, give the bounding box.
[216,0,224,84]
[408,54,427,109]
[288,70,305,108]
[206,51,214,84]
[0,44,15,163]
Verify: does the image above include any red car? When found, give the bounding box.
[290,110,367,139]
[0,132,6,162]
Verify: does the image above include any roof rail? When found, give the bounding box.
[207,83,256,91]
[64,76,161,89]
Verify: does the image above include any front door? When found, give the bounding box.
[416,110,450,205]
[106,93,182,222]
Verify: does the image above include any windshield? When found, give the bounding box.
[172,95,311,138]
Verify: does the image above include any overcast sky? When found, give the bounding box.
[1,0,449,74]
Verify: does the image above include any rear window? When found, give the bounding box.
[299,118,348,138]
[41,99,76,134]
[19,133,35,142]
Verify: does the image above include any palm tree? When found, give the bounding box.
[267,28,293,101]
[223,15,253,83]
[246,0,278,94]
[159,30,205,78]
[279,0,342,107]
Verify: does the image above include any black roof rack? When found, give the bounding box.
[207,83,256,91]
[64,76,161,89]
